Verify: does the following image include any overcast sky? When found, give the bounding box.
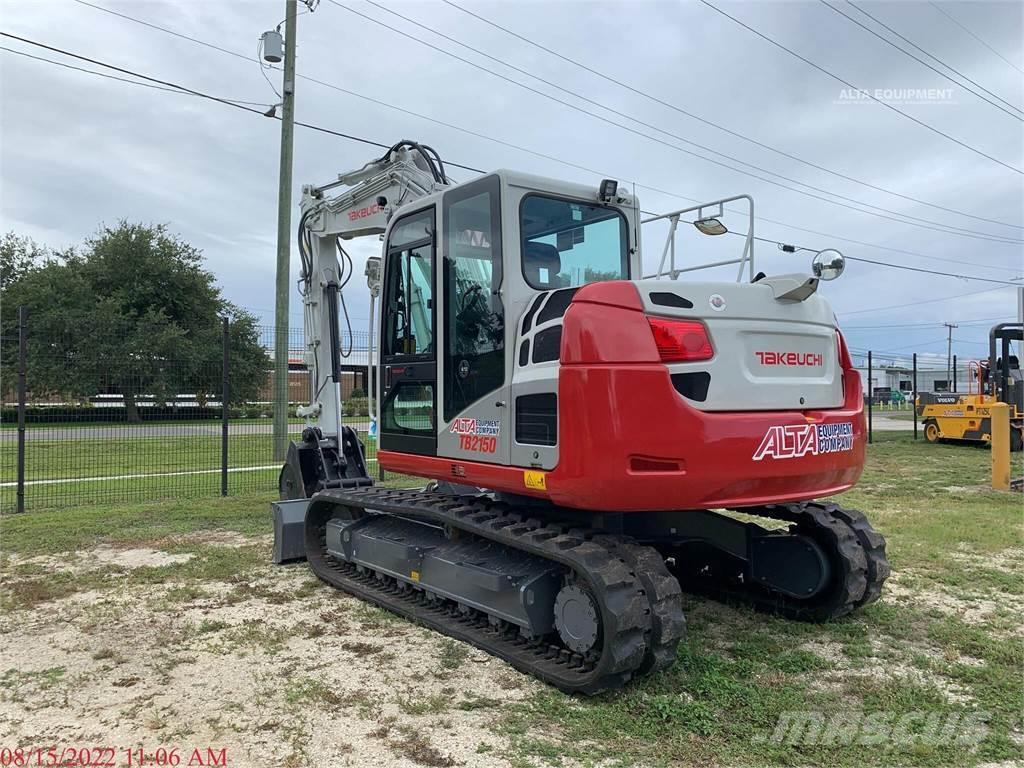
[1,0,1021,365]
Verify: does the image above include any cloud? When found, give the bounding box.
[1,0,1020,357]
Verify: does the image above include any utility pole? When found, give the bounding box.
[273,0,298,461]
[944,322,958,387]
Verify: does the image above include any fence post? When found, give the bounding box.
[867,351,873,445]
[16,306,28,514]
[912,353,918,441]
[221,317,229,497]
[952,354,957,393]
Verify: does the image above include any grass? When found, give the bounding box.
[494,432,1024,767]
[0,427,419,512]
[0,494,272,555]
[0,431,1020,767]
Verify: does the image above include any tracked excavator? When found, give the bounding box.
[272,141,889,694]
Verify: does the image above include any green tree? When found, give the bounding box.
[0,232,50,290]
[2,222,268,422]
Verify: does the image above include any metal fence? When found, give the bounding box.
[854,349,977,444]
[1,308,989,512]
[1,310,392,513]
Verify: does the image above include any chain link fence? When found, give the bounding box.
[1,310,392,513]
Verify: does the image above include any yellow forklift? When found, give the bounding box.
[917,323,1023,451]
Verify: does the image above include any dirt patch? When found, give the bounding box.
[884,577,1023,631]
[153,531,267,549]
[90,546,194,569]
[800,634,974,704]
[799,640,845,665]
[948,546,1024,578]
[0,549,538,767]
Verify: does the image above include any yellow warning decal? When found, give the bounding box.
[524,471,547,491]
[410,570,420,582]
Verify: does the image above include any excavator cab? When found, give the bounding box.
[377,172,641,471]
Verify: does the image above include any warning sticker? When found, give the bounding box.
[752,421,855,461]
[524,471,547,491]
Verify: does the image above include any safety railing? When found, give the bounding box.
[642,194,755,282]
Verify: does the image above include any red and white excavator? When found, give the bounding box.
[273,140,889,694]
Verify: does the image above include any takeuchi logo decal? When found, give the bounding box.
[756,352,823,367]
[753,422,854,461]
[347,203,383,221]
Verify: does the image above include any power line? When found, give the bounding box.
[746,212,1019,273]
[697,0,1023,174]
[928,0,1024,76]
[842,316,1008,329]
[860,337,949,353]
[12,24,1021,285]
[819,0,1022,120]
[0,45,271,105]
[0,31,279,116]
[952,337,995,348]
[837,285,1012,317]
[323,0,1021,244]
[741,230,1020,284]
[847,1,1023,116]
[442,0,1022,230]
[841,255,1018,285]
[7,41,1020,314]
[71,0,249,60]
[63,0,1024,268]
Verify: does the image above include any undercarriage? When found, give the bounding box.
[282,483,888,695]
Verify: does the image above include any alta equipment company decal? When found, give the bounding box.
[752,422,855,461]
[450,417,500,454]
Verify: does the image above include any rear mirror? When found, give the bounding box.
[812,249,845,281]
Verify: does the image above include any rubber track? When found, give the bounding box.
[822,505,890,608]
[593,536,685,675]
[304,487,652,695]
[679,502,888,622]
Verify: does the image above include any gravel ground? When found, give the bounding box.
[0,535,545,768]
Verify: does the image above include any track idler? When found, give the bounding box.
[665,503,889,622]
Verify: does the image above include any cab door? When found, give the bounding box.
[379,207,438,457]
[437,175,510,465]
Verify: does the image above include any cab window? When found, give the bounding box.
[520,195,628,290]
[382,209,434,358]
[443,175,504,422]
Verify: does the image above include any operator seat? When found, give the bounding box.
[523,242,566,289]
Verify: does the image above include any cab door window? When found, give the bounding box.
[380,208,436,447]
[382,210,434,358]
[442,175,504,422]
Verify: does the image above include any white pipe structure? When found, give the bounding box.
[642,194,755,282]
